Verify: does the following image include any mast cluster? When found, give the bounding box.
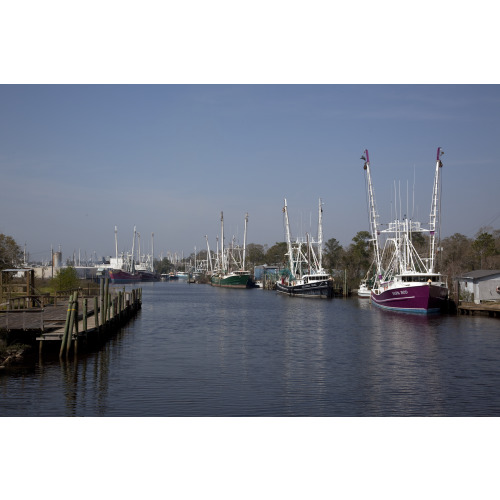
[282,197,327,279]
[207,211,249,276]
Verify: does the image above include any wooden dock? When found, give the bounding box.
[1,286,142,359]
[457,302,500,318]
[0,300,98,332]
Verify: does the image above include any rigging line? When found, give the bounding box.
[464,208,500,237]
[483,209,500,228]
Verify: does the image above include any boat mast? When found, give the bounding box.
[151,232,154,273]
[137,232,141,264]
[429,147,444,273]
[317,198,323,270]
[283,199,295,275]
[220,212,225,273]
[131,226,136,272]
[114,226,118,261]
[205,235,213,273]
[307,233,311,275]
[362,150,382,280]
[242,212,248,270]
[215,237,220,272]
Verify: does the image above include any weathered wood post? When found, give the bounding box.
[94,295,99,329]
[59,293,74,357]
[59,292,76,358]
[99,277,105,327]
[104,277,109,322]
[118,291,123,319]
[110,296,115,323]
[66,294,78,357]
[107,292,112,322]
[71,297,79,357]
[83,298,88,333]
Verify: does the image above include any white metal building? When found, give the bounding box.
[455,270,500,304]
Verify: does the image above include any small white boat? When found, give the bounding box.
[357,280,371,298]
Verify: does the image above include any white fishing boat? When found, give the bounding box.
[362,148,449,313]
[276,198,333,298]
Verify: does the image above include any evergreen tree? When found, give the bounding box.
[265,242,288,266]
[323,237,343,272]
[50,266,80,292]
[472,232,496,268]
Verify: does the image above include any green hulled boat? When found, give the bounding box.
[210,270,250,288]
[209,211,250,289]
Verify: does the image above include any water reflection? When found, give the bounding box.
[60,358,79,416]
[2,282,500,416]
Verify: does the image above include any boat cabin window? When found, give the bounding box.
[309,275,328,281]
[401,275,440,283]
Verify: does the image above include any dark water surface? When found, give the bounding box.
[2,281,500,416]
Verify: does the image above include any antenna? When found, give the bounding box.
[317,198,324,270]
[412,164,416,219]
[399,180,402,221]
[115,226,118,260]
[242,212,248,270]
[220,212,225,272]
[407,180,409,222]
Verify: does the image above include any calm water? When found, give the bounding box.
[2,281,500,416]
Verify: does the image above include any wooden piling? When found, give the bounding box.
[99,278,105,326]
[104,277,110,323]
[30,287,141,361]
[59,294,74,358]
[83,298,87,333]
[94,295,99,329]
[66,294,77,357]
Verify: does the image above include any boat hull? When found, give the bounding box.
[276,279,333,298]
[211,273,250,288]
[371,283,448,313]
[138,271,157,281]
[108,269,141,283]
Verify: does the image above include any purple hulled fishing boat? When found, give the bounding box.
[362,147,448,313]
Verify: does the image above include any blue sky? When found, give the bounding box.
[1,84,499,263]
